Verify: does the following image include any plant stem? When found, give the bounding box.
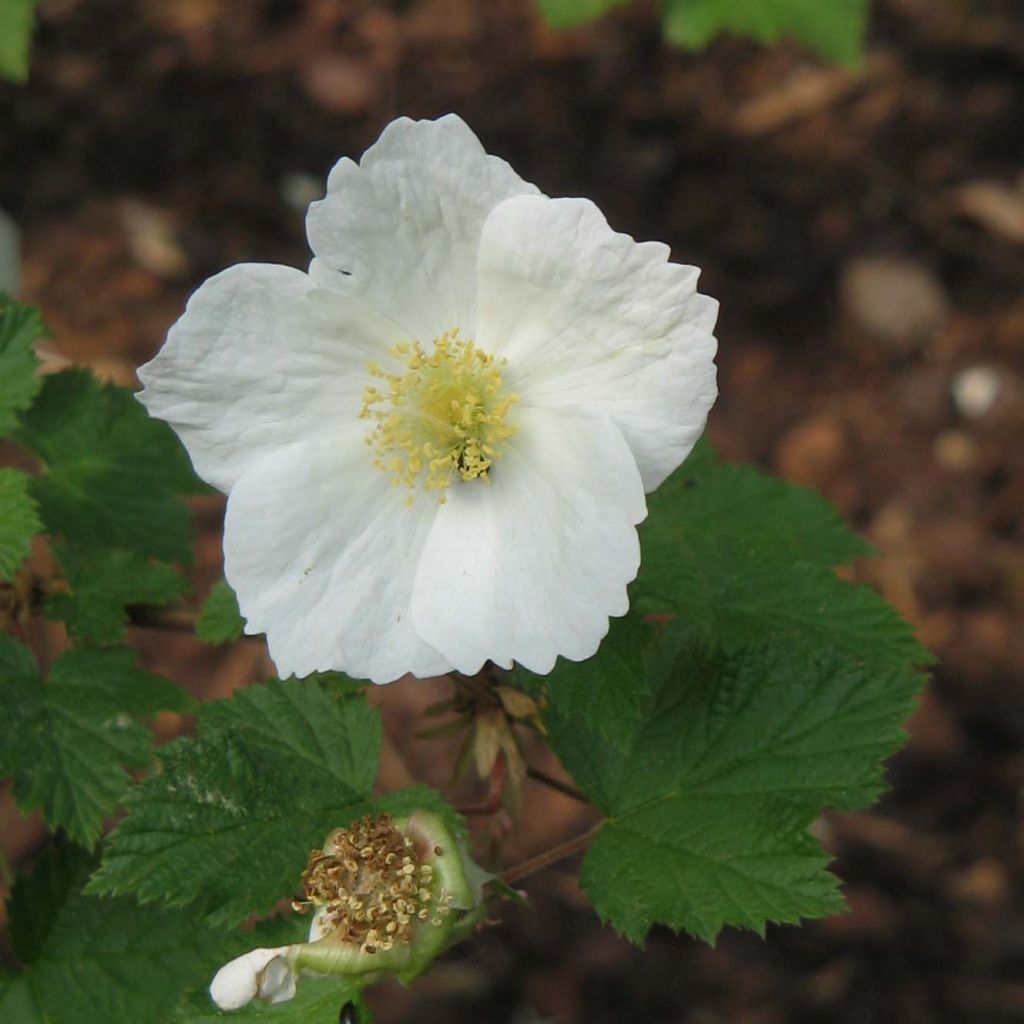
[526,766,587,804]
[501,820,603,885]
[126,606,198,631]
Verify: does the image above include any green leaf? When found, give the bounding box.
[48,542,188,644]
[196,580,245,645]
[0,294,43,435]
[15,369,203,563]
[663,0,868,66]
[646,439,871,570]
[0,841,229,1024]
[535,0,630,29]
[0,0,37,83]
[524,611,655,751]
[636,443,931,671]
[90,677,457,928]
[0,468,40,581]
[0,639,190,845]
[546,631,923,943]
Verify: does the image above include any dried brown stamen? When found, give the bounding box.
[292,814,442,955]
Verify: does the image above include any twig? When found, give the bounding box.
[501,821,603,885]
[126,605,199,632]
[526,766,587,804]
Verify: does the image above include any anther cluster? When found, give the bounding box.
[294,814,452,955]
[360,330,518,503]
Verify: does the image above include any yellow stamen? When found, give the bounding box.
[359,329,518,500]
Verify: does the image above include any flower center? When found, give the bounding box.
[294,814,450,955]
[359,330,517,503]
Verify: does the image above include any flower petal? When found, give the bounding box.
[209,946,293,1010]
[138,264,403,492]
[223,432,450,683]
[411,407,645,676]
[307,114,539,342]
[477,194,718,491]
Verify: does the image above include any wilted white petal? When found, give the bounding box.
[478,194,718,490]
[209,946,293,1011]
[259,956,298,1004]
[137,265,403,492]
[307,113,539,341]
[412,407,645,675]
[223,431,450,684]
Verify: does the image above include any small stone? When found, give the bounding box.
[933,429,977,470]
[119,200,189,280]
[300,55,375,116]
[952,365,1001,419]
[774,414,845,489]
[952,180,1024,244]
[841,255,949,350]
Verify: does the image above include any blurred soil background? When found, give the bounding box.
[2,0,1024,1021]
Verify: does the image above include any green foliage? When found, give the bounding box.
[528,611,655,750]
[196,579,245,644]
[90,677,457,928]
[0,468,40,581]
[16,369,203,563]
[536,0,629,29]
[0,638,190,846]
[634,442,931,670]
[0,0,37,82]
[0,294,43,435]
[534,0,868,64]
[48,542,188,644]
[545,627,923,942]
[663,0,868,65]
[0,842,227,1024]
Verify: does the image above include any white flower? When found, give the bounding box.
[138,114,718,684]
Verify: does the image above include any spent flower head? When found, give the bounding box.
[210,811,488,1011]
[137,114,718,683]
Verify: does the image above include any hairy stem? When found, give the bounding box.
[501,821,604,885]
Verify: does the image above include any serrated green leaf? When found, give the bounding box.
[0,639,190,845]
[636,444,931,671]
[0,294,43,434]
[546,633,923,943]
[647,439,872,570]
[196,579,245,645]
[90,678,455,928]
[48,542,188,644]
[522,611,655,751]
[535,0,630,29]
[15,369,203,563]
[0,467,40,581]
[0,842,229,1024]
[663,0,868,65]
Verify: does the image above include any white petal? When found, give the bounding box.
[307,114,540,342]
[210,946,293,1010]
[259,957,298,1005]
[411,407,646,676]
[223,432,451,684]
[138,264,405,493]
[477,195,718,491]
